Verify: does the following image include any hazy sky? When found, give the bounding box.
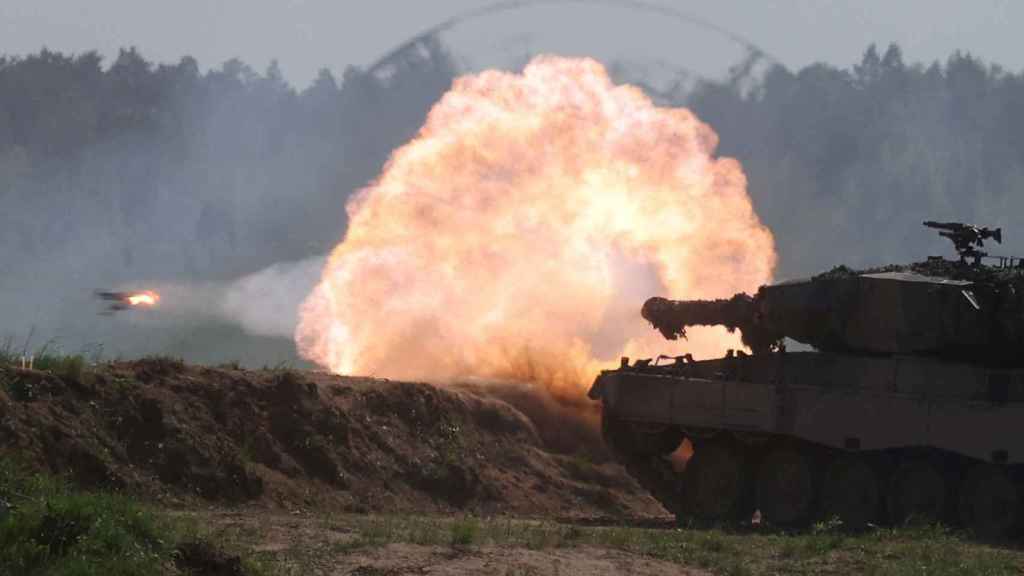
[2,0,1022,88]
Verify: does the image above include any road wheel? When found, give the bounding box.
[888,460,946,525]
[680,439,746,523]
[959,465,1020,539]
[757,446,817,526]
[821,456,880,528]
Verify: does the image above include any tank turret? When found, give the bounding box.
[592,221,1024,536]
[642,221,1024,364]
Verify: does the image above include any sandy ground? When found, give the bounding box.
[196,510,707,576]
[336,544,708,576]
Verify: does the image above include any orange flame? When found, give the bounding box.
[127,291,160,307]
[297,56,775,395]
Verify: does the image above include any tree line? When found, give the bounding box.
[0,44,455,286]
[688,44,1024,275]
[1,42,1021,288]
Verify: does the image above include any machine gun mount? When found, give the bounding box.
[923,220,1002,264]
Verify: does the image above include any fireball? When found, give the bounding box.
[297,56,775,395]
[127,291,160,307]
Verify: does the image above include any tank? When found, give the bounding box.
[590,221,1024,537]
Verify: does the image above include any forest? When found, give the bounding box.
[0,44,454,284]
[691,44,1024,275]
[1,41,1022,355]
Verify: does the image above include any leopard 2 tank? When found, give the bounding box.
[590,221,1024,536]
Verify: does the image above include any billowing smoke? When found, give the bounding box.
[219,256,325,338]
[0,46,452,364]
[297,56,775,394]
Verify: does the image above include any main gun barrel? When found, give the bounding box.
[641,293,782,353]
[641,295,755,340]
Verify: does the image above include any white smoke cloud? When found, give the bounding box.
[218,256,325,338]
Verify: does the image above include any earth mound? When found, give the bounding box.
[0,359,663,518]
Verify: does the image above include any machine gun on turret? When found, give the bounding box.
[923,220,1002,264]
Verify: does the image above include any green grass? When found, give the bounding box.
[34,353,86,382]
[0,342,190,401]
[1,339,91,381]
[1,341,93,402]
[448,517,480,547]
[0,459,172,575]
[0,459,259,576]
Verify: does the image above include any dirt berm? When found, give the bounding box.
[0,358,663,517]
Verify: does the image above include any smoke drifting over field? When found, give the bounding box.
[0,46,454,362]
[3,39,1024,370]
[297,56,774,393]
[131,256,324,342]
[220,256,325,339]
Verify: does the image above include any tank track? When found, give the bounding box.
[605,421,1024,537]
[601,412,687,519]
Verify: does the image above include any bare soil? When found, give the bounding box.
[194,509,709,576]
[323,542,702,575]
[0,360,664,518]
[5,361,1024,575]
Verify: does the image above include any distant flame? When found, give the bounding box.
[127,291,159,307]
[297,56,775,395]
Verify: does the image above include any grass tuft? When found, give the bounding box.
[0,459,251,576]
[2,339,95,387]
[1,341,95,402]
[449,517,479,547]
[0,460,170,575]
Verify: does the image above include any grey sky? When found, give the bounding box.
[2,0,1022,88]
